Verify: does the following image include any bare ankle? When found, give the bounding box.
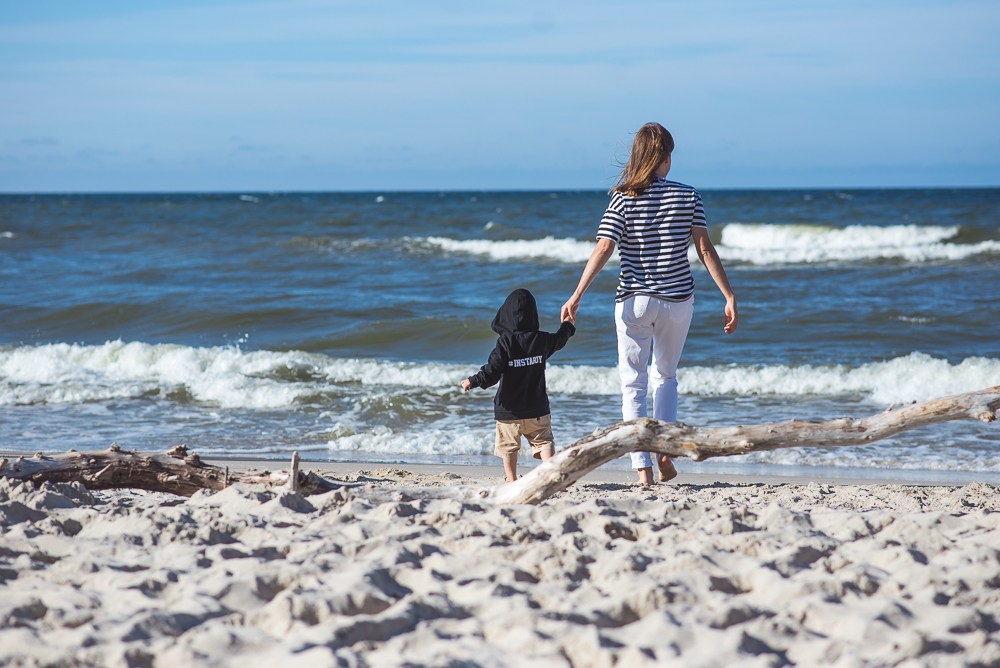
[657,455,677,482]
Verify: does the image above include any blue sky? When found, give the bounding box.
[1,0,998,191]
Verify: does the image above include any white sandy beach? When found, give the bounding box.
[3,466,1000,668]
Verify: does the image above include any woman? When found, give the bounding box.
[561,123,738,485]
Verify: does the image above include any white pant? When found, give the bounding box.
[615,294,694,470]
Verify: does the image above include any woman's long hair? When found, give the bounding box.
[612,123,675,197]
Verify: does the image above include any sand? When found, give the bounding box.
[3,467,1000,667]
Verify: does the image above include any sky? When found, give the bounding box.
[1,0,998,192]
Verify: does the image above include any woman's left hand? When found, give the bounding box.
[692,228,738,335]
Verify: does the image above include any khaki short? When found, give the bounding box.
[495,414,554,459]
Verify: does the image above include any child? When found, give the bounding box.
[461,288,575,483]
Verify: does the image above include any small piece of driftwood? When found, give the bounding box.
[2,386,997,504]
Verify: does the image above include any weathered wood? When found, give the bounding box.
[288,452,301,492]
[2,386,997,504]
[491,384,1000,504]
[0,444,346,497]
[340,483,496,505]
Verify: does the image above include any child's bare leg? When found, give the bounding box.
[539,448,554,462]
[503,456,517,483]
[637,466,654,485]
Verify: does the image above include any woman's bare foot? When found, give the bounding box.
[657,455,677,482]
[637,466,654,485]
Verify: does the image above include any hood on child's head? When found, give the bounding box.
[491,288,539,335]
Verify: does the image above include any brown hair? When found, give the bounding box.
[611,123,675,197]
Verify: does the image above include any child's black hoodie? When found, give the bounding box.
[466,288,575,420]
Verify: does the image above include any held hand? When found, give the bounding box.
[724,299,738,334]
[461,379,471,392]
[561,239,613,324]
[560,295,580,323]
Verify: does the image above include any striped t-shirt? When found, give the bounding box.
[597,177,706,302]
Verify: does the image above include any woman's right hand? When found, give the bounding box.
[562,239,616,324]
[560,294,581,323]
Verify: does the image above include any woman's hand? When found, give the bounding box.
[560,294,581,323]
[562,239,616,324]
[724,297,738,334]
[461,379,471,392]
[692,228,738,334]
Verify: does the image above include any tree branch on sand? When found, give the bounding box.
[0,445,343,497]
[493,384,999,504]
[3,386,997,505]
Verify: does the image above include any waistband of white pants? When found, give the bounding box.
[615,291,694,304]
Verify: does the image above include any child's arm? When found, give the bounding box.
[463,345,507,390]
[544,321,576,359]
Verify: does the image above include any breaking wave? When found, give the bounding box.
[423,236,612,264]
[1,342,997,409]
[716,223,1000,265]
[418,224,1000,266]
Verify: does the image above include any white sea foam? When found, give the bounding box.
[715,223,1000,264]
[0,341,314,409]
[324,424,494,457]
[551,353,1000,405]
[680,353,1000,405]
[547,364,620,396]
[423,236,617,264]
[316,356,471,388]
[420,224,999,266]
[0,341,479,409]
[4,342,998,466]
[2,342,998,410]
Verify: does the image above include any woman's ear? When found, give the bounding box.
[656,154,672,177]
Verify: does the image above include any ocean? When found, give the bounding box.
[2,189,999,477]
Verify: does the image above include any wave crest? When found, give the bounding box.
[418,224,1000,266]
[1,342,997,409]
[717,223,1000,264]
[423,236,611,264]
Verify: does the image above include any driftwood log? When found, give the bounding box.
[2,386,998,505]
[493,384,1000,504]
[0,444,344,497]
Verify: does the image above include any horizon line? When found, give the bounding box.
[3,184,999,196]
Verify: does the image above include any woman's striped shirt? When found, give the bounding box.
[597,177,706,302]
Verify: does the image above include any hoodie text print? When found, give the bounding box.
[466,288,575,420]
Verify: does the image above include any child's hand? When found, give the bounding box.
[461,379,471,392]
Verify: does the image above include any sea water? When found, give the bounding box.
[1,189,998,475]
